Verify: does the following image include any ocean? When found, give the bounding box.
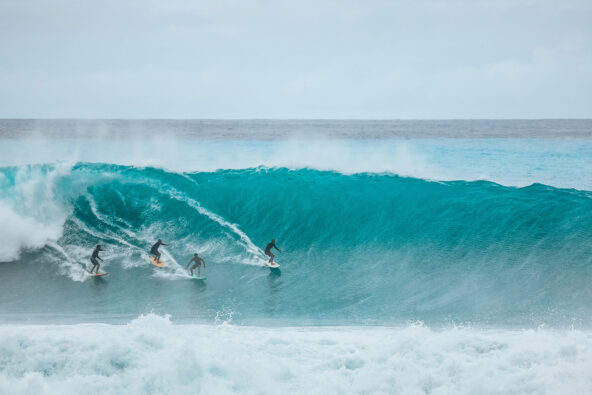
[1,119,591,394]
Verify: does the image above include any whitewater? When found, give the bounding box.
[1,120,591,394]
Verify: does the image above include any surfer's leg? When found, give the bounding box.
[90,258,97,273]
[156,251,161,262]
[265,251,273,263]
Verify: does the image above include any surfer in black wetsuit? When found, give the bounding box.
[150,239,168,263]
[186,253,205,277]
[264,239,281,264]
[89,244,104,274]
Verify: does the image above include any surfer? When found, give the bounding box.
[89,244,104,274]
[264,239,281,264]
[186,253,205,277]
[150,239,168,263]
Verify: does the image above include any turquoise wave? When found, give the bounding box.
[1,163,592,325]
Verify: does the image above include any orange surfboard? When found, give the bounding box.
[150,257,167,267]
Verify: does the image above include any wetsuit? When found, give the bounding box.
[265,241,280,263]
[150,241,167,262]
[90,246,103,273]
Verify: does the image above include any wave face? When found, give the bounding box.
[1,163,592,326]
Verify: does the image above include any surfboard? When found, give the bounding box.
[149,257,167,267]
[267,263,280,268]
[90,272,108,277]
[191,275,206,280]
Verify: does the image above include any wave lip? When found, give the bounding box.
[2,136,592,190]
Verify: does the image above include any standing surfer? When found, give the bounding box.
[264,239,281,265]
[89,244,104,274]
[186,253,206,277]
[150,239,168,263]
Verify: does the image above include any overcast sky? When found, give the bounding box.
[1,0,591,119]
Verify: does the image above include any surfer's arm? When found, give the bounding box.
[274,245,281,252]
[186,259,193,268]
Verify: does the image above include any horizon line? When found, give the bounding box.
[1,118,592,122]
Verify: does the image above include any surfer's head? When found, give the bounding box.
[158,239,162,242]
[96,244,102,250]
[272,239,275,243]
[194,253,198,257]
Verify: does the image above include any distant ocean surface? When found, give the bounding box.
[1,119,591,394]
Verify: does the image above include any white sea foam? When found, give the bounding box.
[0,314,590,395]
[0,164,72,262]
[0,202,61,262]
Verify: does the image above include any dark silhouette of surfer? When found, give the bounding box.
[150,239,168,263]
[89,244,104,274]
[186,253,205,277]
[264,239,281,264]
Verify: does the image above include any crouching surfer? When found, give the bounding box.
[264,239,281,264]
[89,244,104,274]
[186,253,205,277]
[150,239,168,263]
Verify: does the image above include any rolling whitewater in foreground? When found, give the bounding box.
[1,120,592,394]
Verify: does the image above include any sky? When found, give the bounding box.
[0,0,591,119]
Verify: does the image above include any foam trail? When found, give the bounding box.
[87,194,136,239]
[71,207,140,253]
[132,173,265,266]
[163,186,267,266]
[184,199,265,265]
[68,216,143,260]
